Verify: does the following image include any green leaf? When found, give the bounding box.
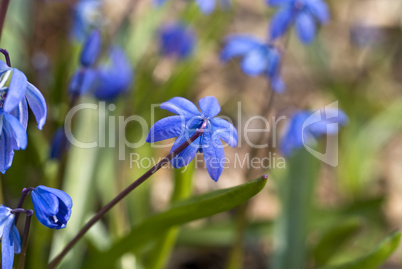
[319,231,401,269]
[84,175,268,268]
[313,218,362,266]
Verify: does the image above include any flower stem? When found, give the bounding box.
[18,209,33,269]
[0,48,11,66]
[47,119,208,269]
[14,187,34,226]
[0,0,10,42]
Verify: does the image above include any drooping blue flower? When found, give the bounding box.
[0,205,21,269]
[267,0,330,44]
[221,35,285,92]
[80,30,101,67]
[50,127,69,160]
[0,61,47,173]
[159,23,196,59]
[154,0,231,14]
[31,186,73,229]
[93,47,133,101]
[280,108,348,157]
[71,0,103,41]
[70,46,133,101]
[146,96,238,181]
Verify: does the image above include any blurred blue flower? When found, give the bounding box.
[280,108,348,157]
[50,127,69,160]
[154,0,231,14]
[70,47,133,101]
[0,205,21,269]
[71,0,103,41]
[159,23,196,59]
[80,30,101,67]
[146,96,238,181]
[93,47,133,101]
[221,35,285,92]
[31,186,73,229]
[0,61,47,173]
[267,0,330,44]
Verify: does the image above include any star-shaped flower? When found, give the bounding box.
[0,205,21,269]
[146,96,238,181]
[267,0,330,44]
[280,108,347,157]
[221,35,285,92]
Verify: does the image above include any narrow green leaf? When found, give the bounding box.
[319,231,401,269]
[313,218,362,266]
[84,175,268,268]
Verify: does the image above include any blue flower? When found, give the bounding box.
[80,30,101,67]
[0,205,21,269]
[93,47,133,101]
[267,0,330,44]
[71,0,103,41]
[280,108,347,157]
[50,127,69,160]
[159,23,196,59]
[70,47,133,101]
[31,186,73,229]
[0,61,47,173]
[221,35,285,92]
[146,96,238,181]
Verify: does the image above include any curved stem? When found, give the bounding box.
[18,209,33,269]
[47,119,208,269]
[0,48,11,66]
[14,187,34,226]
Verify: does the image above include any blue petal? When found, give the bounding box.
[69,68,98,96]
[160,97,200,116]
[280,111,311,156]
[12,225,21,254]
[221,35,262,62]
[266,0,293,7]
[0,122,16,174]
[80,29,102,67]
[295,12,316,44]
[4,69,27,112]
[2,216,15,269]
[0,206,11,237]
[199,96,221,118]
[0,60,10,74]
[9,98,28,130]
[269,7,294,40]
[202,126,225,181]
[50,128,69,160]
[93,47,133,101]
[211,117,238,147]
[170,132,201,168]
[26,82,47,130]
[306,0,329,23]
[31,188,60,216]
[195,0,216,14]
[36,185,73,209]
[266,48,281,77]
[159,23,196,59]
[3,113,27,150]
[241,49,269,76]
[146,115,188,143]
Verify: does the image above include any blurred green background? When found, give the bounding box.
[1,0,402,268]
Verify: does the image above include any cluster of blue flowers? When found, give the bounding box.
[0,185,72,268]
